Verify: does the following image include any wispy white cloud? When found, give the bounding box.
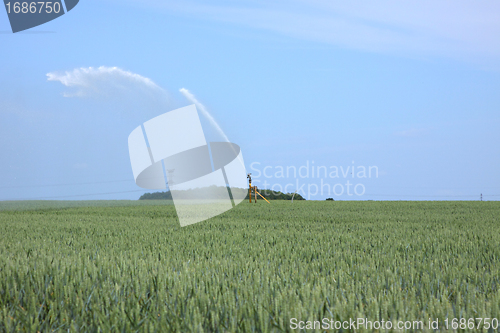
[47,66,166,98]
[122,0,500,66]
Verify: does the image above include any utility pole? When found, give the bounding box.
[481,193,483,201]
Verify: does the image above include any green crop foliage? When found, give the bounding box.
[0,201,499,332]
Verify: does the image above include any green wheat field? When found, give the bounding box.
[0,200,499,332]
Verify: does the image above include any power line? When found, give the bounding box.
[0,179,135,189]
[364,194,499,198]
[364,186,500,190]
[3,189,149,201]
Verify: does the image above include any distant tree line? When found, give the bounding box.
[139,191,173,200]
[249,189,305,200]
[139,187,305,200]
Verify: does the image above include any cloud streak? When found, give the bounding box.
[125,0,500,66]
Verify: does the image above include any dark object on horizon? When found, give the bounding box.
[326,198,334,201]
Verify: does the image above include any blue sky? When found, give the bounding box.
[1,0,499,200]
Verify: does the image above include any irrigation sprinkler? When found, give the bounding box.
[255,188,270,203]
[247,173,270,204]
[247,173,252,203]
